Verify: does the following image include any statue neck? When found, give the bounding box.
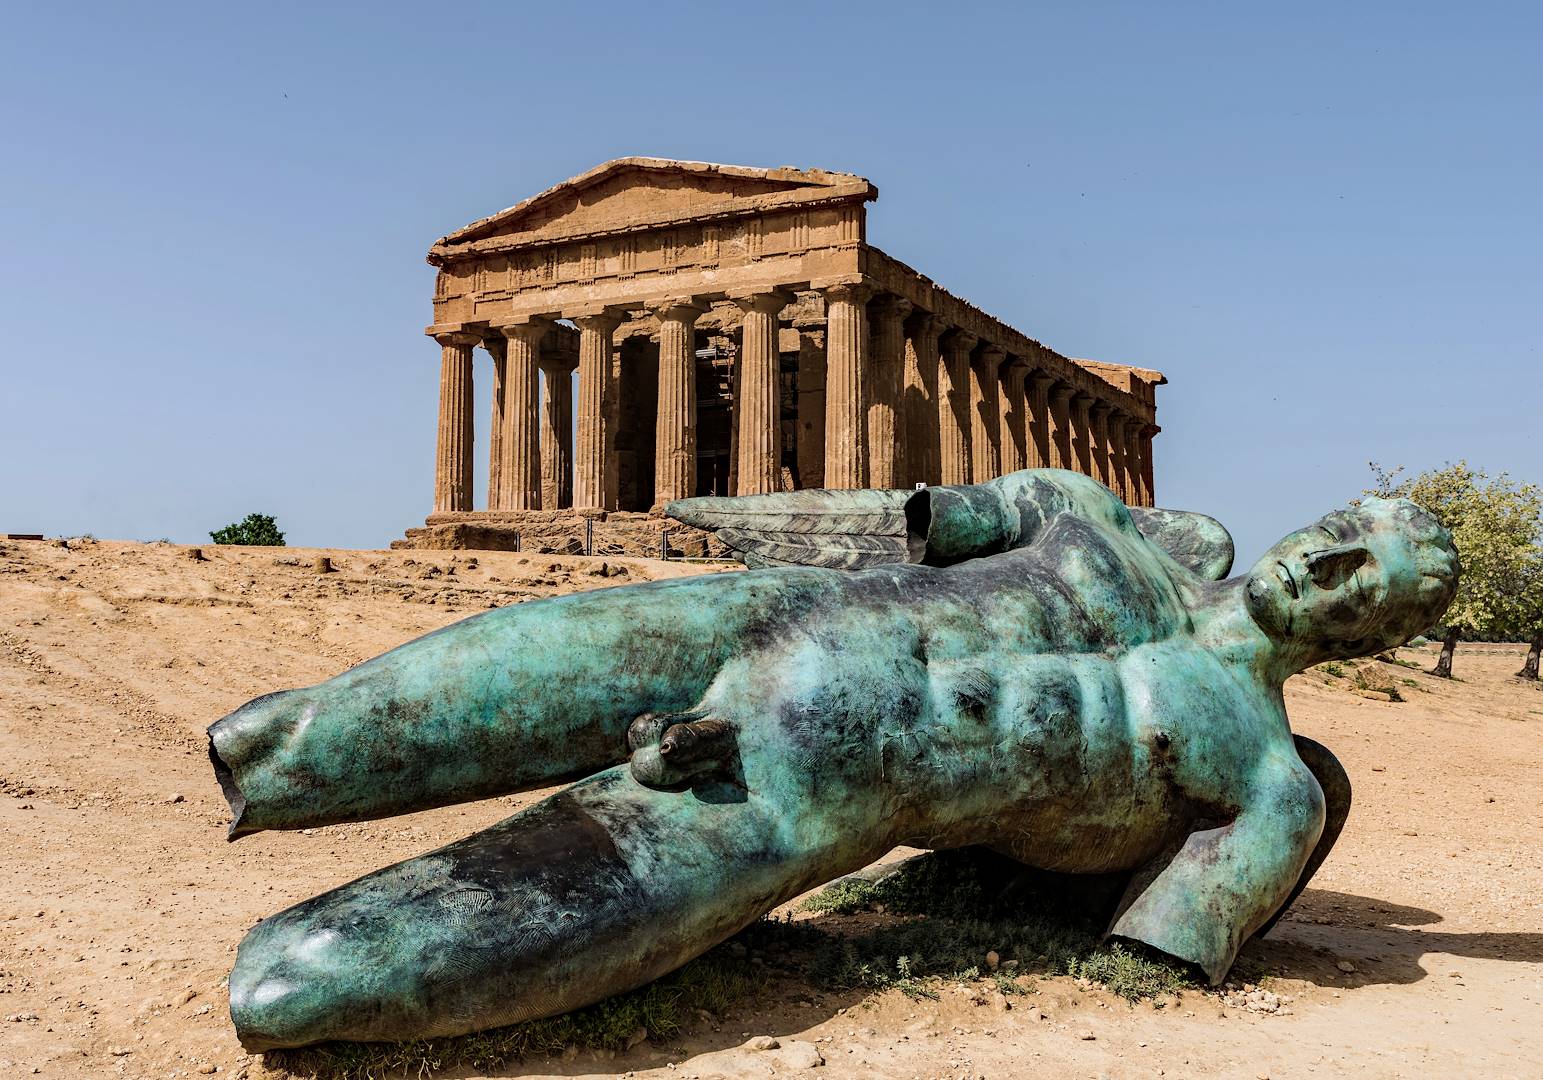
[1183,578,1307,689]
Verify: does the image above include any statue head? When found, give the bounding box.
[1244,497,1458,662]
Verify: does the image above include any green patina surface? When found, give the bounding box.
[207,469,1457,1051]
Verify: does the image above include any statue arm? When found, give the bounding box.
[1104,751,1326,984]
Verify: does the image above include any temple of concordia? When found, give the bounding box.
[399,158,1164,554]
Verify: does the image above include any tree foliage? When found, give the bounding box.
[1366,461,1542,647]
[210,512,286,547]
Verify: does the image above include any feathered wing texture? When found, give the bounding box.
[665,489,911,569]
[667,486,1237,581]
[1126,507,1236,581]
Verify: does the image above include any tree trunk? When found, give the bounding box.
[1431,628,1459,678]
[1518,633,1542,681]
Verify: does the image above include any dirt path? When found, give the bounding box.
[1,540,1539,1079]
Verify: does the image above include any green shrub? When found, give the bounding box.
[210,513,285,546]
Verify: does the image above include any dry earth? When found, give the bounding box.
[1,539,1539,1080]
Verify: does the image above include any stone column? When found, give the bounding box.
[998,360,1028,475]
[1088,401,1112,490]
[969,344,1005,482]
[483,336,507,510]
[732,290,792,495]
[1138,424,1160,506]
[938,329,978,485]
[432,331,478,512]
[573,311,622,510]
[1025,371,1054,469]
[795,329,826,489]
[538,355,575,510]
[902,312,946,486]
[498,319,549,510]
[866,294,912,489]
[822,282,871,489]
[1047,382,1075,471]
[1106,414,1130,503]
[1122,417,1145,504]
[1069,392,1094,477]
[652,299,706,509]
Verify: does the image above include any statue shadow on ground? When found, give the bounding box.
[1243,887,1543,990]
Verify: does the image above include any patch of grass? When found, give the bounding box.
[264,942,767,1080]
[1066,943,1195,1003]
[1319,662,1346,678]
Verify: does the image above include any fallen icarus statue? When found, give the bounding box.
[207,469,1456,1050]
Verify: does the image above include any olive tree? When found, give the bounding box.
[1367,462,1541,678]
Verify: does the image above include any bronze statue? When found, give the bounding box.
[207,469,1456,1050]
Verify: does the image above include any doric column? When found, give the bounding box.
[497,318,549,510]
[998,360,1028,475]
[1047,382,1075,471]
[795,329,826,489]
[432,331,478,512]
[822,282,871,489]
[969,344,1005,482]
[902,312,946,486]
[652,299,707,508]
[538,355,575,510]
[866,294,912,489]
[1122,417,1145,504]
[1025,371,1054,469]
[1088,401,1112,491]
[1138,423,1160,506]
[938,329,978,485]
[1068,392,1094,477]
[573,311,622,510]
[1106,413,1130,503]
[483,335,507,509]
[732,290,792,495]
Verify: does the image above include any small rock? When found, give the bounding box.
[192,1003,211,1015]
[744,1035,780,1051]
[175,989,197,1005]
[1079,1030,1096,1040]
[984,950,1000,971]
[1336,960,1357,973]
[109,1047,131,1056]
[624,1025,649,1050]
[197,1066,218,1074]
[166,793,185,804]
[313,556,335,574]
[989,992,1011,1012]
[774,1040,824,1069]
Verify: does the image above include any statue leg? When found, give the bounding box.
[209,569,836,836]
[1104,756,1326,985]
[225,764,882,1050]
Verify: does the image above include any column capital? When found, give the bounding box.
[494,315,556,346]
[941,328,979,354]
[869,293,914,321]
[905,310,948,338]
[976,343,1008,368]
[1088,398,1113,419]
[1047,380,1077,403]
[571,309,625,333]
[432,330,481,348]
[651,296,710,323]
[729,289,794,316]
[820,280,874,306]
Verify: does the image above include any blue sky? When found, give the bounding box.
[2,2,1538,567]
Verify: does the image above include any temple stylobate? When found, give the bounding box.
[406,158,1164,552]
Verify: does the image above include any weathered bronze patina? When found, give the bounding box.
[207,469,1456,1050]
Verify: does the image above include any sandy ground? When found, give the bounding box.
[1,538,1539,1080]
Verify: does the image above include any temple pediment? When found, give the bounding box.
[431,158,874,259]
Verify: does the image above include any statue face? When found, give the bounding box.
[1244,500,1457,657]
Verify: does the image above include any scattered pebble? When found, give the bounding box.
[166,793,185,804]
[744,1035,780,1051]
[1336,960,1358,973]
[1079,1030,1096,1040]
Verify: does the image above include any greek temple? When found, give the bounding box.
[404,158,1164,551]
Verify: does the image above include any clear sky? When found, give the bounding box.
[2,2,1538,568]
